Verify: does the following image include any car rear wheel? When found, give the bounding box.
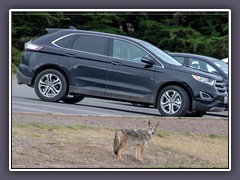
[34,69,68,102]
[157,86,190,117]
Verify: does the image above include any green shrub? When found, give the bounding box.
[12,47,23,73]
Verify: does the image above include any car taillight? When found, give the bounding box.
[25,42,43,51]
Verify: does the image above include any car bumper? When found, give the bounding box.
[192,95,228,112]
[16,69,32,85]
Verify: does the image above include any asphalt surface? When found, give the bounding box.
[11,76,228,118]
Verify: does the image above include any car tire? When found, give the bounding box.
[187,111,206,117]
[34,69,68,102]
[62,95,84,104]
[157,86,190,117]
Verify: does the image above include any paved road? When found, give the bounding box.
[11,76,228,118]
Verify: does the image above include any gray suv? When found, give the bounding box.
[17,28,228,117]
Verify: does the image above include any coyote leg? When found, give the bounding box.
[136,144,140,160]
[117,142,126,160]
[140,144,144,162]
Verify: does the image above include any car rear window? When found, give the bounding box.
[72,35,108,55]
[54,34,77,48]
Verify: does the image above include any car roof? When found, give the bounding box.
[45,28,146,44]
[168,52,220,62]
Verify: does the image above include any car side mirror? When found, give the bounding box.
[141,56,154,66]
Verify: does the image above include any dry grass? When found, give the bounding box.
[12,122,228,169]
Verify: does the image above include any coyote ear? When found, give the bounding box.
[148,120,151,126]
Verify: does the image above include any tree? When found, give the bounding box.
[11,11,229,72]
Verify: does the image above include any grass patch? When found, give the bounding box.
[12,122,228,169]
[207,134,228,139]
[156,130,171,138]
[13,123,98,132]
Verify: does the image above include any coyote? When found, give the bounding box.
[113,121,159,162]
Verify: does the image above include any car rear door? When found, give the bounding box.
[58,34,110,96]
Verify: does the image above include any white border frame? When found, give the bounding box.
[9,9,231,172]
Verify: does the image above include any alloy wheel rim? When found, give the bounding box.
[160,90,182,114]
[38,73,62,98]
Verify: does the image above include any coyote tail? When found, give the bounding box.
[113,130,122,155]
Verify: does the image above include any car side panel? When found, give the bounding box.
[106,56,155,102]
[59,49,108,96]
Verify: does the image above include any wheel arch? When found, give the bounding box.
[31,64,70,93]
[154,81,194,111]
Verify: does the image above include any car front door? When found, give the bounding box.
[106,38,155,103]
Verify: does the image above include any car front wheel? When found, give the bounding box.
[187,111,206,117]
[34,69,68,102]
[157,86,190,117]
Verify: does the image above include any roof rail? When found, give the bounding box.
[45,28,63,33]
[45,26,77,33]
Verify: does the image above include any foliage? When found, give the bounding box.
[11,11,229,72]
[12,47,22,67]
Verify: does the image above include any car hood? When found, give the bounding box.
[171,65,223,81]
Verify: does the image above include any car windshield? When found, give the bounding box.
[212,59,228,75]
[141,42,182,66]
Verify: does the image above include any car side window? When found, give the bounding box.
[173,56,184,64]
[189,58,201,69]
[72,35,108,55]
[112,39,151,62]
[206,64,219,74]
[54,34,77,48]
[189,58,218,74]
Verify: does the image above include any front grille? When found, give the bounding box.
[215,80,227,93]
[226,84,229,93]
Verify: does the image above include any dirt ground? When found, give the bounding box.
[11,112,229,169]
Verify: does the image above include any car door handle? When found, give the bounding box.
[111,61,122,66]
[65,53,76,58]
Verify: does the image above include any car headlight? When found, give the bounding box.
[192,75,215,86]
